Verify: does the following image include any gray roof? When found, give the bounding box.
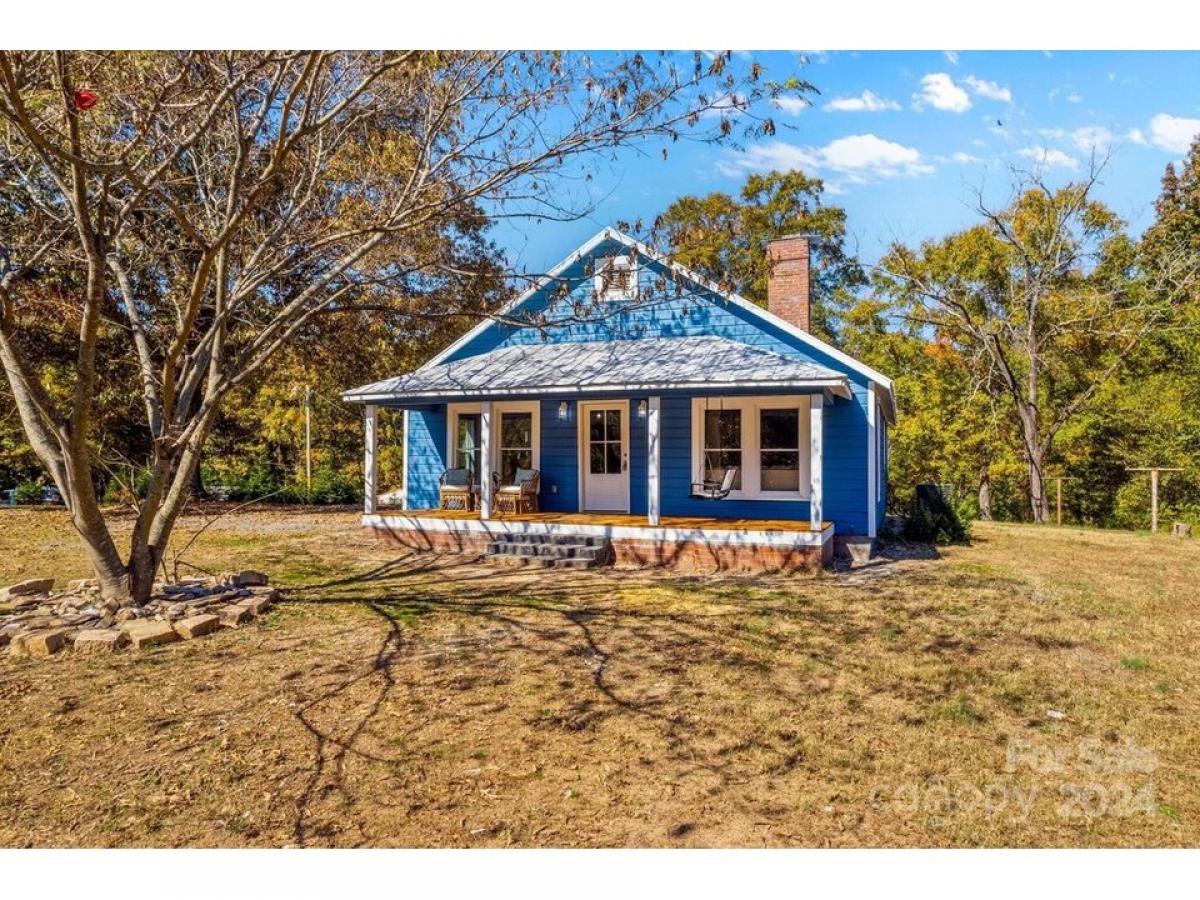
[342,336,849,403]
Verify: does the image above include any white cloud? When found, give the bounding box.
[1127,127,1148,147]
[772,95,810,115]
[1068,126,1113,154]
[913,73,971,113]
[948,151,983,164]
[964,75,1012,103]
[1018,146,1080,170]
[1066,93,1083,104]
[718,134,934,183]
[823,90,900,113]
[944,51,960,65]
[1149,113,1200,154]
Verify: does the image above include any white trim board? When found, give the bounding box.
[363,513,834,549]
[417,226,896,423]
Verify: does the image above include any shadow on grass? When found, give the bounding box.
[276,548,1009,846]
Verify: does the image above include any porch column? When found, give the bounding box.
[363,404,378,515]
[647,396,661,526]
[479,400,493,519]
[809,395,823,531]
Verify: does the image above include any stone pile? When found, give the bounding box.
[0,570,278,659]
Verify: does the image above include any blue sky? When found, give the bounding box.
[494,50,1200,273]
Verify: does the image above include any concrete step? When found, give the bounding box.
[492,533,609,548]
[486,542,604,560]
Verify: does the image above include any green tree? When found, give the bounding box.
[652,169,863,338]
[875,171,1199,523]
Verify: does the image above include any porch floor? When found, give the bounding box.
[387,508,832,533]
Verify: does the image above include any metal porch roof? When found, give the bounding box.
[342,336,850,404]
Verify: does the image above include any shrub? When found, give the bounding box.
[904,482,971,544]
[303,465,361,505]
[13,478,46,505]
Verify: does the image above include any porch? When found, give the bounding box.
[363,508,836,572]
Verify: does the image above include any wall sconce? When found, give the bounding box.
[558,400,570,420]
[637,399,648,417]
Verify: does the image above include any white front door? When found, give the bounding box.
[580,402,629,512]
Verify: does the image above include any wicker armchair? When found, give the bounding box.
[493,468,540,515]
[438,468,474,511]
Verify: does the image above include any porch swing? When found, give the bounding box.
[689,395,739,500]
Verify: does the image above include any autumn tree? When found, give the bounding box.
[875,168,1200,522]
[0,50,801,602]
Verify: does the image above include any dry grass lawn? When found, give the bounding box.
[0,506,1196,847]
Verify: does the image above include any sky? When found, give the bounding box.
[493,50,1200,273]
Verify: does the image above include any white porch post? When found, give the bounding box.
[400,409,410,511]
[479,401,493,519]
[867,382,877,538]
[809,395,824,531]
[647,396,661,526]
[363,404,378,515]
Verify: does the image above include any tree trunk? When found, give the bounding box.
[1027,450,1050,523]
[978,465,993,521]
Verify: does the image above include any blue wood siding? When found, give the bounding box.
[406,406,447,509]
[537,398,578,512]
[399,236,878,532]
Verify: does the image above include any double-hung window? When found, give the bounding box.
[499,411,534,485]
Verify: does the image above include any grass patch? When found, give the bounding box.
[0,510,1196,848]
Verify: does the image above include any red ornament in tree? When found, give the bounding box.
[73,89,98,111]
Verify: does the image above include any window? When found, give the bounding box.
[759,408,800,492]
[455,413,481,478]
[690,396,812,501]
[446,402,539,488]
[595,255,636,300]
[702,408,742,489]
[589,409,623,474]
[499,411,533,484]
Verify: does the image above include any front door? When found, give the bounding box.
[581,402,629,512]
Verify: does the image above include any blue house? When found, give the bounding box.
[343,228,894,570]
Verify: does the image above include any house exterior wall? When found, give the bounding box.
[395,237,877,534]
[405,406,447,509]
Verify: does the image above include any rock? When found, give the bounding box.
[114,607,140,623]
[174,614,220,640]
[229,570,269,587]
[73,629,130,654]
[98,615,116,629]
[122,620,181,649]
[67,578,98,591]
[11,627,74,657]
[218,604,255,628]
[246,585,280,598]
[1,577,55,598]
[0,632,8,649]
[238,595,273,616]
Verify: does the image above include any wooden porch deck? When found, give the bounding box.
[390,508,832,533]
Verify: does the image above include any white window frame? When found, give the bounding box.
[446,401,540,484]
[594,254,637,301]
[690,395,813,502]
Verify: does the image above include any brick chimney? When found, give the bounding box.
[766,235,813,332]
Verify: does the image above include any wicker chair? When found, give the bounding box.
[493,468,540,515]
[438,468,474,511]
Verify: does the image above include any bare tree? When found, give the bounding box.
[876,163,1200,522]
[0,50,797,601]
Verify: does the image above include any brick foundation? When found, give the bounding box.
[366,523,832,573]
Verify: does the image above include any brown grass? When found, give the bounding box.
[0,507,1196,847]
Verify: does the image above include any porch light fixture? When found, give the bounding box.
[637,399,648,417]
[558,401,569,420]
